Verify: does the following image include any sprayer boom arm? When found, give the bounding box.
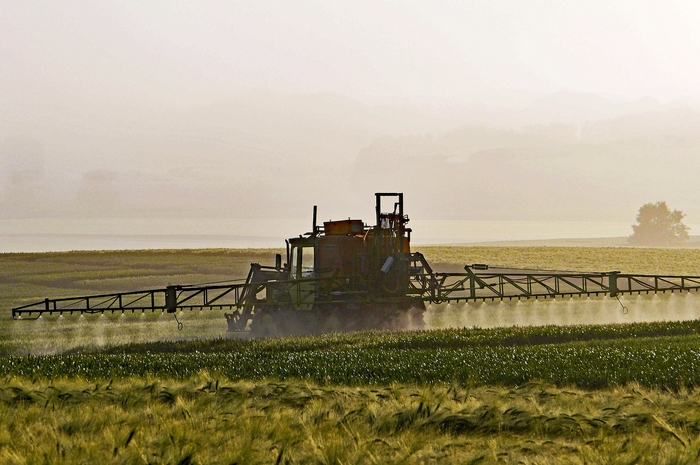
[11,281,251,319]
[422,268,700,303]
[13,265,700,321]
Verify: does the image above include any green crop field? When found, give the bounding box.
[3,247,700,463]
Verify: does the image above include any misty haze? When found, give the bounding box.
[3,1,700,251]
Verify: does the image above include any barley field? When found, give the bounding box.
[3,246,700,463]
[3,376,700,464]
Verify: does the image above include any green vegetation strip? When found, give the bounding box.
[3,321,700,389]
[96,319,700,354]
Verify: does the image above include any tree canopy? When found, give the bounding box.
[628,201,690,246]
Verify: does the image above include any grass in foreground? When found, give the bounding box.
[3,376,700,464]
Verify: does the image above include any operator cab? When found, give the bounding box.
[288,237,315,279]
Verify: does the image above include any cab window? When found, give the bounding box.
[291,245,314,279]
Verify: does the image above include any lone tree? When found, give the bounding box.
[628,201,690,246]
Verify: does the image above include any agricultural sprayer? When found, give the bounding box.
[12,193,700,337]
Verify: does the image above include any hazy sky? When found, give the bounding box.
[4,1,700,231]
[4,0,700,112]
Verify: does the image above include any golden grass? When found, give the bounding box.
[2,376,700,464]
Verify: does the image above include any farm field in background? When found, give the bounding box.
[4,247,700,463]
[419,245,700,275]
[4,246,700,354]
